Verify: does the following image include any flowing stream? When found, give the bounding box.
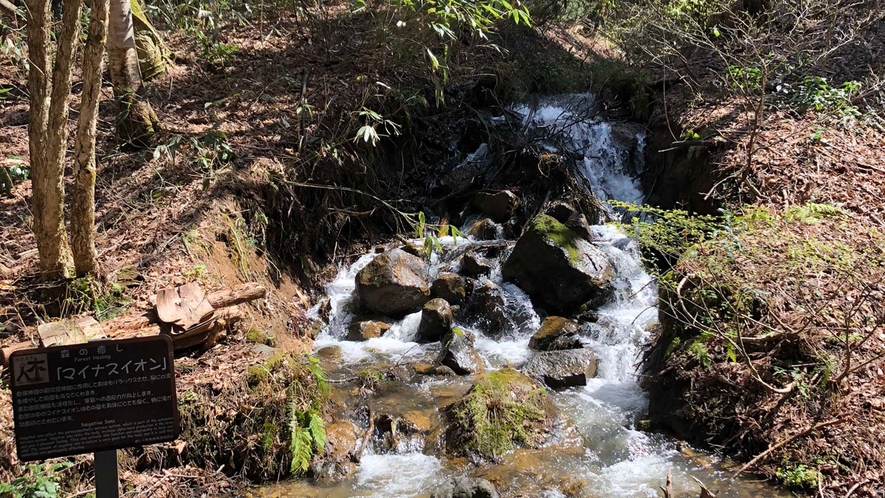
[259,96,787,498]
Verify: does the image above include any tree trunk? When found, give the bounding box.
[107,0,158,146]
[26,0,75,279]
[72,0,110,277]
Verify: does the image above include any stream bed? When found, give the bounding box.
[258,96,788,498]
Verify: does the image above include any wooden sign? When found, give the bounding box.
[9,336,179,461]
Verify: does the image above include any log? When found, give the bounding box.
[206,283,266,308]
[1,341,37,368]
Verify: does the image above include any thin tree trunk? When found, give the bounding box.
[72,0,110,277]
[108,0,158,146]
[26,0,74,279]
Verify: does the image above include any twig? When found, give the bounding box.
[845,480,868,498]
[352,404,374,463]
[734,416,848,477]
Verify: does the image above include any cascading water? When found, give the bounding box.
[261,95,788,498]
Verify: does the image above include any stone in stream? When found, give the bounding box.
[413,362,457,376]
[465,281,507,335]
[523,348,598,389]
[474,190,518,223]
[432,476,500,498]
[502,214,614,315]
[431,272,467,305]
[347,318,392,341]
[438,328,485,375]
[417,298,454,342]
[311,420,358,481]
[529,316,583,351]
[459,252,493,277]
[355,248,430,315]
[466,218,500,241]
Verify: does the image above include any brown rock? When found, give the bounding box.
[529,316,583,351]
[431,272,467,305]
[418,298,454,342]
[474,190,518,222]
[355,249,430,315]
[347,318,392,341]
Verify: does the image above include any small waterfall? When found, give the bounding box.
[275,95,789,498]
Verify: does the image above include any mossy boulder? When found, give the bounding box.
[502,214,614,314]
[431,272,467,305]
[417,298,454,342]
[529,316,582,351]
[523,348,598,389]
[355,249,430,315]
[448,368,554,459]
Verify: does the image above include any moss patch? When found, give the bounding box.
[528,214,581,263]
[449,368,552,459]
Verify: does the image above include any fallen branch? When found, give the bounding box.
[733,416,848,477]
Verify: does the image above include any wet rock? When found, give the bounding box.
[523,348,598,389]
[438,329,484,375]
[474,190,518,223]
[316,345,342,360]
[312,420,358,481]
[413,362,457,376]
[304,318,325,340]
[502,214,614,315]
[431,272,467,305]
[608,121,648,177]
[441,143,494,193]
[529,316,583,351]
[347,318,392,341]
[459,252,493,278]
[418,298,454,342]
[546,202,595,239]
[465,282,507,335]
[355,249,431,315]
[432,476,500,498]
[466,218,500,241]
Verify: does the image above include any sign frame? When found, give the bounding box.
[9,335,180,461]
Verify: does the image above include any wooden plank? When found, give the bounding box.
[37,316,106,347]
[156,282,214,330]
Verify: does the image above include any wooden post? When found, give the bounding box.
[94,450,119,498]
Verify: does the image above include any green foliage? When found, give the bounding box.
[63,276,129,321]
[609,201,721,268]
[288,407,325,474]
[776,464,820,490]
[451,369,549,458]
[1,163,29,197]
[353,107,402,147]
[792,77,861,121]
[0,462,73,498]
[686,339,712,367]
[784,203,847,224]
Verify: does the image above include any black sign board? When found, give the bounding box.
[9,335,179,461]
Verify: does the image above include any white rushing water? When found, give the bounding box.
[296,95,785,498]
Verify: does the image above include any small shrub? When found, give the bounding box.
[776,464,820,491]
[0,462,73,498]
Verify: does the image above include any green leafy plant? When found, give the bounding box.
[792,77,861,121]
[0,462,73,498]
[776,464,820,490]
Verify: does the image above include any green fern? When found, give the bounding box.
[288,404,314,474]
[308,410,326,453]
[307,356,330,398]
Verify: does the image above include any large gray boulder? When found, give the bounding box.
[529,316,583,351]
[438,329,484,375]
[502,214,614,314]
[523,348,598,389]
[417,298,454,342]
[355,249,430,315]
